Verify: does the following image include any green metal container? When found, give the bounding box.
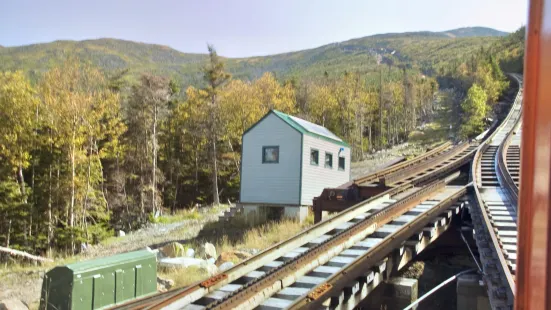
[40,250,157,310]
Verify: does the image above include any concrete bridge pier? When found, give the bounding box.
[363,277,419,310]
[456,273,491,310]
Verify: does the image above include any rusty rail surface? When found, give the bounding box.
[352,141,452,185]
[112,79,523,310]
[115,145,477,310]
[469,73,523,309]
[313,142,476,221]
[381,142,470,186]
[198,181,446,310]
[498,80,523,205]
[111,186,416,310]
[287,184,469,309]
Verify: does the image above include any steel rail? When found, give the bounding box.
[352,141,452,185]
[381,142,471,186]
[469,73,523,309]
[111,152,458,310]
[112,186,414,310]
[471,157,516,308]
[116,100,502,310]
[122,141,476,310]
[117,143,476,310]
[497,111,522,206]
[202,181,447,310]
[286,184,470,309]
[497,77,523,204]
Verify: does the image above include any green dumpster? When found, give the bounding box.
[40,250,157,310]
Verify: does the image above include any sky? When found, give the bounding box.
[0,0,528,58]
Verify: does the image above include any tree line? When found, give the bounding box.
[0,41,511,256]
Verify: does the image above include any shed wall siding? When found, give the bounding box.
[300,135,351,205]
[241,113,301,205]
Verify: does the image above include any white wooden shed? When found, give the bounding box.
[240,110,351,221]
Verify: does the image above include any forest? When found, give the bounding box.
[0,28,523,256]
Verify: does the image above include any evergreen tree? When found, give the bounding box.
[202,45,231,206]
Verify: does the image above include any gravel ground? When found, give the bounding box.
[83,205,229,259]
[0,141,446,309]
[0,204,230,309]
[351,142,438,179]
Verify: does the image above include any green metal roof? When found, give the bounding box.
[270,110,350,147]
[66,250,155,272]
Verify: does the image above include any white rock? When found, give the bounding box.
[203,242,217,259]
[200,262,218,276]
[157,276,174,292]
[0,299,28,310]
[118,230,126,237]
[185,248,195,258]
[144,246,159,257]
[206,257,216,265]
[158,257,205,268]
[219,262,234,272]
[159,242,185,258]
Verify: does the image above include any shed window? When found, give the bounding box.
[310,149,319,165]
[339,157,345,171]
[262,146,279,163]
[325,152,333,169]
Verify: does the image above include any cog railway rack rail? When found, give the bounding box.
[110,75,523,310]
[470,73,523,309]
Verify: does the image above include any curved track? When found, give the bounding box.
[111,142,477,310]
[110,75,523,310]
[117,152,477,309]
[470,74,523,309]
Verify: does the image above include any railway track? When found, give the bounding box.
[111,148,478,310]
[506,120,522,188]
[352,141,453,186]
[110,144,476,310]
[111,75,523,310]
[470,74,523,309]
[158,182,467,310]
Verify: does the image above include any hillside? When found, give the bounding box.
[439,27,508,38]
[0,27,508,85]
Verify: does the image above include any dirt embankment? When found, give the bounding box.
[0,205,229,309]
[351,142,439,179]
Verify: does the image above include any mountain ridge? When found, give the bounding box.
[0,26,508,85]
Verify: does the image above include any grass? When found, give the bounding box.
[2,206,314,304]
[158,266,207,288]
[156,215,315,290]
[149,212,315,290]
[408,123,449,145]
[150,208,204,224]
[216,217,313,255]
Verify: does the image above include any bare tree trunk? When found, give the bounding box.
[152,105,158,215]
[0,246,53,263]
[48,160,52,255]
[3,217,9,268]
[56,156,61,250]
[98,152,109,212]
[228,140,240,174]
[70,127,76,254]
[172,174,179,214]
[16,157,29,247]
[83,137,92,241]
[212,136,220,206]
[139,157,144,215]
[195,150,199,197]
[379,69,384,150]
[6,220,11,248]
[359,109,364,159]
[17,156,27,202]
[367,121,373,151]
